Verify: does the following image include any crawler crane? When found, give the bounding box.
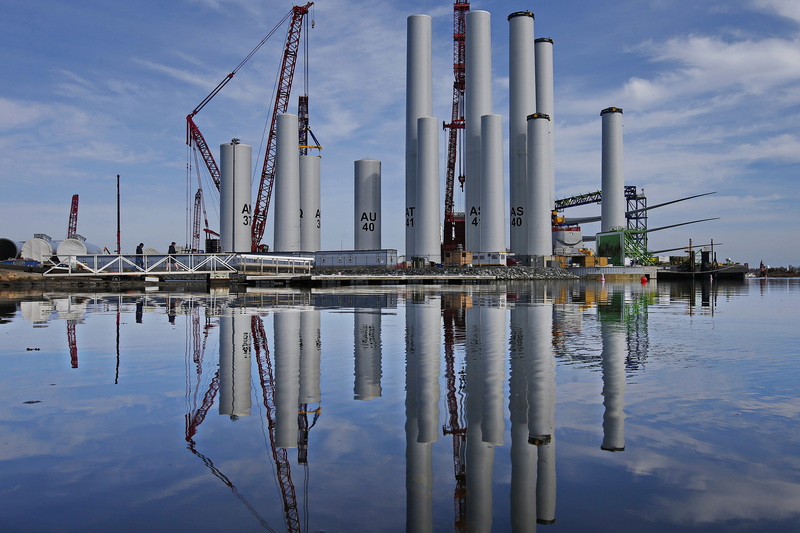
[186,3,314,250]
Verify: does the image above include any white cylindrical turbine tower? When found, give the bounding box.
[0,238,25,260]
[220,140,253,253]
[480,114,505,254]
[508,11,536,256]
[535,37,555,208]
[465,10,493,253]
[354,158,382,251]
[416,117,441,264]
[300,154,321,252]
[527,113,553,258]
[601,107,625,232]
[405,14,432,261]
[274,114,301,252]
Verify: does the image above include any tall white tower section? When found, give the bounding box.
[274,113,301,252]
[535,38,555,208]
[405,14,432,261]
[300,154,321,252]
[508,11,535,256]
[465,10,492,253]
[601,107,625,232]
[220,140,252,253]
[416,117,441,264]
[480,114,505,254]
[527,113,553,258]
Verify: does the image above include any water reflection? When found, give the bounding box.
[405,290,440,532]
[355,305,382,400]
[219,312,252,419]
[3,279,799,532]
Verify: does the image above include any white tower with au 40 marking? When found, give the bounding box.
[354,158,381,250]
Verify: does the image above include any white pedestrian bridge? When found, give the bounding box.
[42,253,314,278]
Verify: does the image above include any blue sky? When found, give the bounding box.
[1,0,798,266]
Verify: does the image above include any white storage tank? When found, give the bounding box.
[22,235,61,263]
[56,238,103,263]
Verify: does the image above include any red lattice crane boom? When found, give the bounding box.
[442,2,470,253]
[251,3,313,250]
[66,195,80,368]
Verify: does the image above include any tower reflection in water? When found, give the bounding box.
[219,311,252,419]
[405,289,441,532]
[511,289,557,529]
[355,306,382,401]
[189,282,649,531]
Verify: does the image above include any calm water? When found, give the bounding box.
[1,279,798,532]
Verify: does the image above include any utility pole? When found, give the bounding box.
[116,174,121,254]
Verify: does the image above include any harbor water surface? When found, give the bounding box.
[1,279,798,532]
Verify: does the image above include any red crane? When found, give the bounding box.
[252,3,313,250]
[442,2,470,254]
[186,3,313,251]
[66,195,80,367]
[442,303,467,531]
[67,194,79,239]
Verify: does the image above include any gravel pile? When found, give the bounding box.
[318,265,578,280]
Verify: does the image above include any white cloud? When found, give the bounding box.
[753,0,800,23]
[0,97,52,131]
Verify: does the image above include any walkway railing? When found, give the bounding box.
[42,253,313,277]
[238,254,313,275]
